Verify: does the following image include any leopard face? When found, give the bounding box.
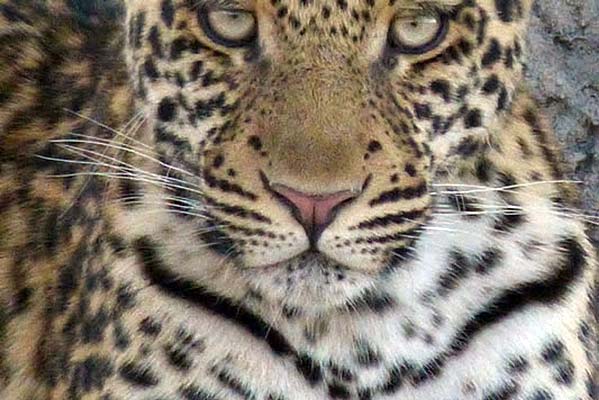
[121,0,530,313]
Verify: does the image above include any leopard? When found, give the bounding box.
[0,0,597,399]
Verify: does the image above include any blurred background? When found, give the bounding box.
[526,0,598,390]
[527,0,598,244]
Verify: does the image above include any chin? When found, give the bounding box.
[243,251,380,315]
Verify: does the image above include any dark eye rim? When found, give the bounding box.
[197,8,258,48]
[387,12,449,55]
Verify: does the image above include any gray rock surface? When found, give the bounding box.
[527,0,599,387]
[526,0,599,243]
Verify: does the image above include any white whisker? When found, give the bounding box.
[50,145,208,197]
[50,138,199,180]
[431,179,581,195]
[64,108,154,151]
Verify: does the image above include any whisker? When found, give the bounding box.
[50,145,207,197]
[431,179,581,195]
[58,143,200,189]
[65,132,162,159]
[64,108,154,151]
[110,205,213,220]
[432,188,599,221]
[432,203,599,226]
[50,138,199,180]
[111,198,203,211]
[44,171,196,194]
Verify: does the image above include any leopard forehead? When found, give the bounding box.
[125,0,531,171]
[123,0,529,50]
[125,0,531,127]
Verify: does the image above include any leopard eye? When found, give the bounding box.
[200,9,257,47]
[388,12,448,54]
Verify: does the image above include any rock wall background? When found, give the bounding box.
[526,0,598,243]
[528,0,599,389]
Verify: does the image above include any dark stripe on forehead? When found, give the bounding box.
[193,0,461,8]
[193,0,243,10]
[399,0,462,7]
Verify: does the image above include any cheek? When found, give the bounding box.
[401,66,516,163]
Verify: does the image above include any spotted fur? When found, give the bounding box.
[0,0,597,399]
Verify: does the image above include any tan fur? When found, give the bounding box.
[0,0,595,399]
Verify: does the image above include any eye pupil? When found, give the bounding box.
[200,9,257,47]
[388,12,448,55]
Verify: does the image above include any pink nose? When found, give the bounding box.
[271,185,358,244]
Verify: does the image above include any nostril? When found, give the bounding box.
[269,184,359,245]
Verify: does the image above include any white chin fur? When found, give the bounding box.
[244,252,379,314]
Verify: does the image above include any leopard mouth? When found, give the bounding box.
[261,171,372,247]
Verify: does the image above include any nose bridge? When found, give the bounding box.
[263,62,368,192]
[291,70,357,139]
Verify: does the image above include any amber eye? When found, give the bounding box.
[388,12,448,54]
[199,9,257,47]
